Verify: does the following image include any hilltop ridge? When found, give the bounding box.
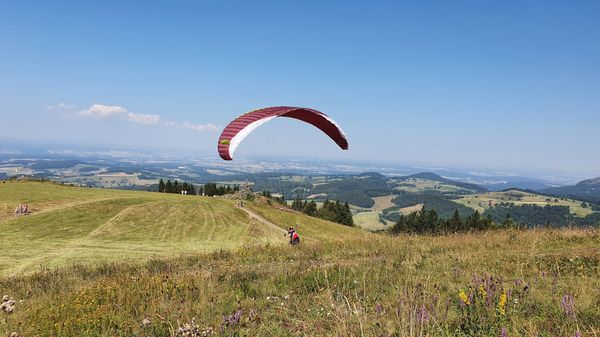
[542,176,600,204]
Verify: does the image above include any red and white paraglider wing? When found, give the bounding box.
[217,106,348,160]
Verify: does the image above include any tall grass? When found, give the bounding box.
[1,228,598,336]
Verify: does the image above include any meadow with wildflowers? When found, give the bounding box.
[1,182,599,336]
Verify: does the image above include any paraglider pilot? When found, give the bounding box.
[287,226,300,245]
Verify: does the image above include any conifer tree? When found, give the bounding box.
[304,200,317,216]
[339,202,354,226]
[448,209,462,232]
[502,213,514,228]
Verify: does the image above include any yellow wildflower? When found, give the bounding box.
[478,284,487,298]
[498,291,507,315]
[458,289,470,305]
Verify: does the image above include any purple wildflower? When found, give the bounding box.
[417,304,429,325]
[222,309,243,327]
[574,330,581,337]
[501,327,507,337]
[561,294,575,319]
[375,303,383,314]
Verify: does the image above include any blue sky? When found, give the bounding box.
[1,1,598,176]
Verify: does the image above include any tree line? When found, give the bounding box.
[291,197,354,227]
[157,179,240,196]
[203,183,239,196]
[390,207,514,235]
[158,179,198,195]
[483,204,600,227]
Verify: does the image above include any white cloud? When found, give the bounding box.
[127,112,160,124]
[46,102,76,110]
[77,103,217,131]
[80,104,128,117]
[180,121,219,132]
[162,120,219,132]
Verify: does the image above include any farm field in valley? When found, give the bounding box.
[455,190,594,216]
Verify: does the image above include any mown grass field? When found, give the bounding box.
[0,181,288,275]
[1,181,599,336]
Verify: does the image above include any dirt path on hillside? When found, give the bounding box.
[235,205,287,235]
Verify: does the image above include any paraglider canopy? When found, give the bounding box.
[217,106,348,160]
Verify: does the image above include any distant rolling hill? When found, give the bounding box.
[396,172,488,193]
[303,172,487,209]
[483,178,557,191]
[454,189,594,217]
[311,172,391,208]
[542,177,600,204]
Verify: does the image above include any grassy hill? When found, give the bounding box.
[1,181,599,336]
[0,181,362,275]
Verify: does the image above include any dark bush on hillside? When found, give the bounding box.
[330,190,375,208]
[290,197,354,227]
[392,191,474,219]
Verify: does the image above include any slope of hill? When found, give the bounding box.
[1,181,600,336]
[0,181,363,275]
[542,177,600,204]
[1,226,598,336]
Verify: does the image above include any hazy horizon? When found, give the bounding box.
[0,138,594,185]
[1,1,598,177]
